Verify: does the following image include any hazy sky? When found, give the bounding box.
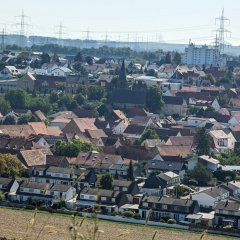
[1,0,240,45]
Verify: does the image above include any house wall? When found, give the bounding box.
[162,103,187,117]
[79,193,97,201]
[9,180,19,193]
[192,192,216,208]
[17,75,35,92]
[112,121,128,135]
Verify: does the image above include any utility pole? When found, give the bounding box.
[15,10,29,47]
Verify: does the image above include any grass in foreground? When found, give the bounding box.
[0,207,237,240]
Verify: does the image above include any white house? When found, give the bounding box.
[112,119,129,135]
[51,67,72,77]
[210,130,236,154]
[0,66,19,79]
[12,181,76,205]
[192,186,230,209]
[0,177,19,193]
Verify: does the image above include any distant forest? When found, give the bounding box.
[5,44,168,61]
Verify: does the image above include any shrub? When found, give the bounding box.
[52,201,66,209]
[123,211,134,218]
[0,191,6,201]
[188,179,198,186]
[161,216,170,222]
[159,218,165,223]
[134,213,141,220]
[27,197,35,206]
[167,219,176,224]
[111,211,118,216]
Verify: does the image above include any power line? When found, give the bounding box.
[55,22,66,46]
[215,8,231,55]
[15,10,30,46]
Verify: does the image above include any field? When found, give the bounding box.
[0,207,237,240]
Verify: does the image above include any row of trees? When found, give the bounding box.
[6,44,182,62]
[0,86,106,117]
[54,139,97,157]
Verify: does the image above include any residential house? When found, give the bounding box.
[214,199,240,229]
[63,118,97,134]
[162,96,187,117]
[192,186,230,209]
[165,136,194,147]
[31,166,80,189]
[0,177,19,194]
[123,125,146,142]
[198,155,220,171]
[220,181,240,197]
[17,72,36,92]
[139,196,199,222]
[19,149,51,168]
[12,181,76,205]
[112,180,140,195]
[210,129,236,154]
[0,66,19,79]
[110,89,147,108]
[145,159,186,177]
[142,172,180,196]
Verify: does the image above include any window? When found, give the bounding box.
[162,205,168,210]
[80,194,85,199]
[89,196,95,200]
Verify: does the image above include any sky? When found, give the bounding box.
[1,0,240,45]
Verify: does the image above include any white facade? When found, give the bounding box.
[184,44,219,66]
[192,191,229,208]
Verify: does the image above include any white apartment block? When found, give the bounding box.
[184,44,219,66]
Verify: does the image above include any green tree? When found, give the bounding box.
[127,160,134,181]
[75,52,83,62]
[2,115,16,125]
[85,56,93,65]
[0,96,11,115]
[173,52,181,65]
[146,69,157,77]
[58,94,78,110]
[165,52,172,64]
[5,89,29,109]
[217,94,230,107]
[74,93,85,105]
[188,164,213,186]
[87,85,104,101]
[54,139,96,157]
[41,52,50,65]
[140,128,159,143]
[195,127,211,155]
[173,185,190,198]
[0,154,23,177]
[18,114,37,124]
[100,173,113,190]
[76,85,88,96]
[146,86,163,113]
[28,97,52,114]
[49,92,59,103]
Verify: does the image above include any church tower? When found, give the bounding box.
[117,60,128,88]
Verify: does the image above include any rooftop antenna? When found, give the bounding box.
[215,8,231,55]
